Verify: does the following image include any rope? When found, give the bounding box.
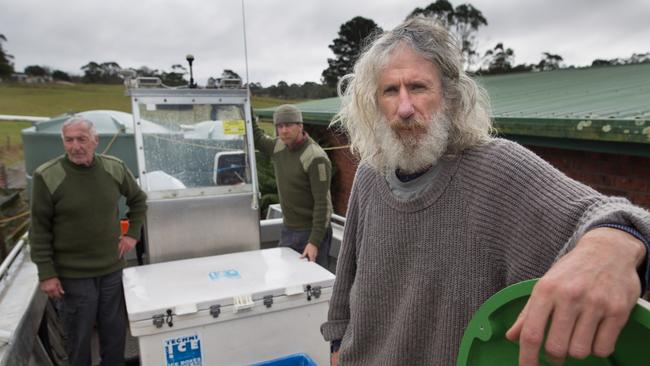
[7,217,29,238]
[101,129,121,155]
[323,145,350,151]
[0,210,29,224]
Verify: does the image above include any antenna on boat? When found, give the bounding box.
[241,0,250,89]
[240,0,259,210]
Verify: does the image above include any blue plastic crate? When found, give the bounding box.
[249,353,316,366]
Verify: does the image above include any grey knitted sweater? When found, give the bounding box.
[321,138,650,365]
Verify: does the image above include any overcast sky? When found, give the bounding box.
[2,0,649,86]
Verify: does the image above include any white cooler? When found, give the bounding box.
[123,247,335,366]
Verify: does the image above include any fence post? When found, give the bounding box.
[0,225,6,262]
[0,163,6,189]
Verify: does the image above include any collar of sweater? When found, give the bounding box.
[395,165,433,182]
[375,155,461,212]
[286,131,309,151]
[63,154,98,171]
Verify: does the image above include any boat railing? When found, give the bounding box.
[0,233,27,284]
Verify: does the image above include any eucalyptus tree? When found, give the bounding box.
[0,33,15,78]
[407,1,487,69]
[321,16,383,88]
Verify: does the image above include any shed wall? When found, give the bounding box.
[529,146,650,209]
[326,137,650,216]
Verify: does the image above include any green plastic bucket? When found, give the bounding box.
[457,279,650,365]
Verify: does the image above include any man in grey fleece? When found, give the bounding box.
[321,17,650,366]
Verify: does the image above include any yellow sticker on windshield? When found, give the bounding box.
[223,119,246,135]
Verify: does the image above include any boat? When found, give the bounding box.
[1,76,345,365]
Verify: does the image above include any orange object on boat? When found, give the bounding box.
[120,219,129,236]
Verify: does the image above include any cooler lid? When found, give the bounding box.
[123,247,335,322]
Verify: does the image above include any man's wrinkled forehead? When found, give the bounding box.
[62,121,96,141]
[63,121,90,134]
[378,43,440,79]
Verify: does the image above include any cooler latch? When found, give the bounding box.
[305,285,322,301]
[165,309,174,327]
[152,308,174,328]
[153,314,164,328]
[210,305,221,318]
[263,295,273,308]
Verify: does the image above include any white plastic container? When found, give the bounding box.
[123,248,335,366]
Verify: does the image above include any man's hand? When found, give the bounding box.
[40,277,65,299]
[331,350,339,366]
[301,242,319,262]
[118,235,138,258]
[506,227,646,365]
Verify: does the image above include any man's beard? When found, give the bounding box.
[375,108,451,174]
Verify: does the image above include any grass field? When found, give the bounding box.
[0,82,287,166]
[0,83,299,117]
[252,96,302,109]
[0,83,131,117]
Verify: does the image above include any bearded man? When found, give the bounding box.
[320,17,650,366]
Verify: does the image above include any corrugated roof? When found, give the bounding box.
[256,63,650,155]
[257,97,341,124]
[477,64,650,153]
[257,97,336,123]
[478,63,650,120]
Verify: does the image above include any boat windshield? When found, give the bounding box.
[135,101,251,195]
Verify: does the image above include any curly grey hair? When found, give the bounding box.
[333,16,493,169]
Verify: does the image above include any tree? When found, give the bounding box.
[52,70,71,81]
[481,43,514,74]
[81,61,122,83]
[300,81,335,99]
[407,1,487,70]
[24,65,49,77]
[100,61,122,83]
[591,52,650,67]
[81,61,103,83]
[510,63,534,73]
[161,64,187,86]
[536,52,563,71]
[134,66,160,77]
[222,69,241,80]
[322,16,383,88]
[249,80,335,99]
[452,4,487,68]
[275,80,289,97]
[248,81,263,93]
[0,33,15,79]
[591,59,612,67]
[628,52,650,64]
[409,0,455,29]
